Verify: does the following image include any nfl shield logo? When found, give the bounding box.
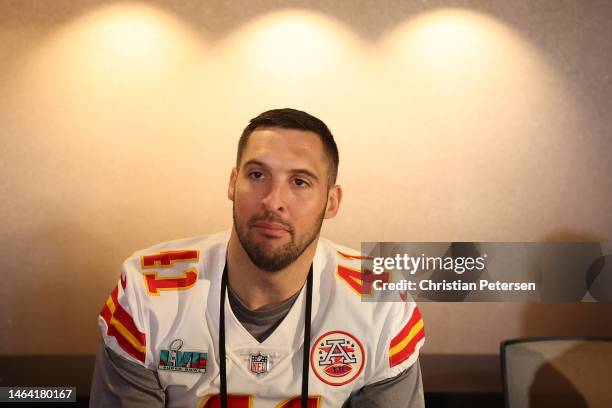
[249,352,269,375]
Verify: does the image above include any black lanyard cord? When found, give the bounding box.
[219,262,313,408]
[301,266,313,408]
[219,263,228,408]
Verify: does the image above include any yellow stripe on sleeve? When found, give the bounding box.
[109,316,146,353]
[389,319,424,357]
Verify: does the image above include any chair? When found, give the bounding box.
[501,337,612,408]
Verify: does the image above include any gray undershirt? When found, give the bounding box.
[227,283,300,343]
[90,285,424,407]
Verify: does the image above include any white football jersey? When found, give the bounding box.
[98,231,425,407]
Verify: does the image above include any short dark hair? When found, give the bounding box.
[236,108,339,186]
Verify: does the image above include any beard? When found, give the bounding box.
[233,202,326,272]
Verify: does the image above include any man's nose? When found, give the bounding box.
[261,181,287,213]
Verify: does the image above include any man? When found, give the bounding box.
[91,108,425,407]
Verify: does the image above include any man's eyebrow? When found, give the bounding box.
[242,159,320,182]
[242,159,268,169]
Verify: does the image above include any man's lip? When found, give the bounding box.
[252,222,289,232]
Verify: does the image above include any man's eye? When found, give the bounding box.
[293,178,309,187]
[249,171,264,179]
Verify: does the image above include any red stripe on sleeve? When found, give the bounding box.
[106,323,146,363]
[109,282,147,346]
[389,328,425,367]
[100,303,112,325]
[112,303,146,346]
[390,306,422,348]
[99,281,147,364]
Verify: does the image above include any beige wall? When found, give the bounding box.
[1,0,611,355]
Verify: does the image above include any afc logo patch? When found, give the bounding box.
[310,331,365,386]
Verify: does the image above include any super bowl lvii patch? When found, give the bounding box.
[158,339,207,373]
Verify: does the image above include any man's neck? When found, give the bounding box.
[226,229,317,311]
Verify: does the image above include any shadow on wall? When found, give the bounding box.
[527,340,612,408]
[529,360,587,408]
[521,229,612,338]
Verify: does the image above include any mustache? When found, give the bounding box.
[248,212,294,233]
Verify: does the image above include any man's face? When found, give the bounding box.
[228,127,341,272]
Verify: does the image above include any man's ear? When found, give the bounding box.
[227,167,237,201]
[324,185,342,219]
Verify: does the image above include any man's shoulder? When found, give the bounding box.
[122,231,230,269]
[317,238,365,266]
[118,231,229,298]
[316,238,412,328]
[317,238,381,298]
